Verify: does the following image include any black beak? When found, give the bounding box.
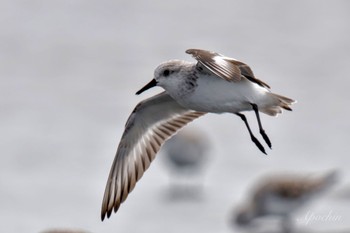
[136,79,158,95]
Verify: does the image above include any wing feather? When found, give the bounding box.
[101,92,205,220]
[186,49,270,88]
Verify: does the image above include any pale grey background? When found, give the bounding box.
[1,0,349,232]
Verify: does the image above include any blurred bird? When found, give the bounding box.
[161,128,209,199]
[234,171,337,233]
[101,49,295,220]
[162,128,209,173]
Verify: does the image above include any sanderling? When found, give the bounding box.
[161,129,209,199]
[101,49,295,220]
[162,128,209,172]
[234,171,337,232]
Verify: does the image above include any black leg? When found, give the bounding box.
[236,113,266,155]
[251,103,272,149]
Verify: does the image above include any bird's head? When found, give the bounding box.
[136,60,190,95]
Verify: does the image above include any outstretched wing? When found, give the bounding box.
[186,49,270,88]
[101,92,205,220]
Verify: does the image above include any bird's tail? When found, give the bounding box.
[260,93,296,116]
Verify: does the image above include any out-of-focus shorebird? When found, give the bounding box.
[101,49,295,220]
[233,171,337,233]
[162,128,209,173]
[161,128,209,199]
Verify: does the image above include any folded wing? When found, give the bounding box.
[186,49,270,88]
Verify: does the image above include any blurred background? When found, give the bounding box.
[1,0,349,232]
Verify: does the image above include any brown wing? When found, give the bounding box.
[101,92,205,220]
[186,49,270,88]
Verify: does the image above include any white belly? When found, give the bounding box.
[177,75,270,113]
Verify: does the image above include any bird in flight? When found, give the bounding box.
[101,49,295,220]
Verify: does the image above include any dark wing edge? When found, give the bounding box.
[186,49,270,88]
[101,92,206,220]
[186,48,241,82]
[235,63,270,89]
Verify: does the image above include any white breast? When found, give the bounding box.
[177,75,269,113]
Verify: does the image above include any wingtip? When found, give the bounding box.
[185,48,201,55]
[100,209,112,221]
[185,49,193,54]
[101,209,107,221]
[108,209,112,217]
[101,205,114,221]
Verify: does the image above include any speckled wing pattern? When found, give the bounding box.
[101,92,205,220]
[186,49,270,88]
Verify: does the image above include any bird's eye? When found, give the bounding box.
[163,69,170,77]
